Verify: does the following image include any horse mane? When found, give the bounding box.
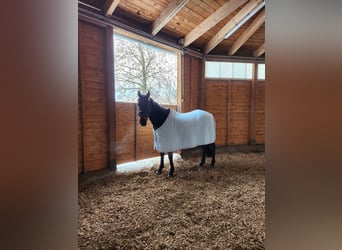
[149,98,170,130]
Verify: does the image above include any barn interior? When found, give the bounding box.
[78,0,265,174]
[78,0,265,248]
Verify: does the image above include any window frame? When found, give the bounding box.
[113,28,182,105]
[205,58,266,81]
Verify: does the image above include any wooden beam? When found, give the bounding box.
[249,63,257,145]
[253,42,265,57]
[183,0,247,47]
[228,8,265,56]
[105,26,117,170]
[204,0,263,55]
[103,0,120,16]
[152,0,189,36]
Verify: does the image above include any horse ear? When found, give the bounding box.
[147,90,150,98]
[138,90,141,97]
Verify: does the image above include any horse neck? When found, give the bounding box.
[149,100,170,130]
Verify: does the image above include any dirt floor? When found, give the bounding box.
[78,151,265,249]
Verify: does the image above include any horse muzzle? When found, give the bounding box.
[139,116,147,126]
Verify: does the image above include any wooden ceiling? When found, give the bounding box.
[79,0,265,59]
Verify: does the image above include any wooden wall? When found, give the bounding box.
[114,102,135,164]
[78,20,113,174]
[182,54,265,147]
[255,81,265,144]
[182,54,202,112]
[205,80,228,146]
[229,81,251,144]
[204,79,265,146]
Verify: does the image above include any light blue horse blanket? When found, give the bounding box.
[153,109,216,152]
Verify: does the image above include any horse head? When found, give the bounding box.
[137,90,151,126]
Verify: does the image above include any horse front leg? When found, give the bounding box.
[156,152,164,175]
[168,152,174,177]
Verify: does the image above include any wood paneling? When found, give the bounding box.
[204,79,262,146]
[115,102,135,164]
[80,0,265,57]
[229,81,251,144]
[79,20,109,173]
[205,80,228,146]
[136,119,158,161]
[182,55,202,112]
[255,81,265,144]
[78,62,84,174]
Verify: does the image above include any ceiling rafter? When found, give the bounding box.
[183,0,247,47]
[204,0,263,55]
[152,0,190,36]
[103,0,120,16]
[253,42,265,57]
[227,8,265,56]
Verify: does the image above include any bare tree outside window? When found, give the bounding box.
[114,33,178,105]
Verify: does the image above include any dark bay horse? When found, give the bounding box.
[137,90,216,177]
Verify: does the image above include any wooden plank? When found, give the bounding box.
[84,102,107,116]
[204,81,228,146]
[182,55,191,112]
[136,113,157,160]
[253,42,265,57]
[85,158,108,172]
[229,81,251,145]
[115,103,135,163]
[184,0,247,47]
[249,63,257,144]
[79,20,109,173]
[204,0,263,54]
[79,21,87,174]
[228,8,265,55]
[255,81,265,144]
[83,88,106,103]
[182,55,203,112]
[105,26,116,170]
[152,0,190,36]
[78,54,84,174]
[103,0,120,16]
[80,53,105,66]
[190,57,202,110]
[82,80,106,90]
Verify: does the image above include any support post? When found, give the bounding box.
[249,63,257,145]
[105,25,117,170]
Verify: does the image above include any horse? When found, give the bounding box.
[137,90,216,177]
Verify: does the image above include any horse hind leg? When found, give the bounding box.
[199,145,208,167]
[210,143,216,167]
[199,144,215,167]
[168,152,174,177]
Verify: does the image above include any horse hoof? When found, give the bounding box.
[156,170,162,175]
[168,173,174,178]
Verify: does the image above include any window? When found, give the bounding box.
[257,63,265,80]
[205,61,253,79]
[113,33,178,105]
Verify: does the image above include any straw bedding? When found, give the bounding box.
[78,152,265,249]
